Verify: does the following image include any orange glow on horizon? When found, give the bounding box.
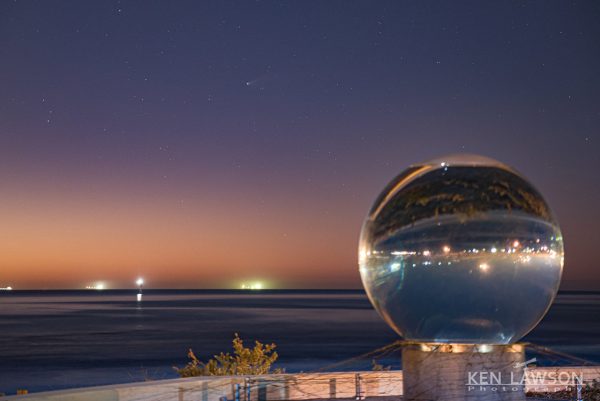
[0,181,361,289]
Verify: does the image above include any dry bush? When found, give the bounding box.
[175,333,282,377]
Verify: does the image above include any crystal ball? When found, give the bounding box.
[358,154,564,344]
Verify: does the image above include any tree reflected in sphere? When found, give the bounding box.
[358,155,564,344]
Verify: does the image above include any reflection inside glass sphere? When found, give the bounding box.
[359,155,564,344]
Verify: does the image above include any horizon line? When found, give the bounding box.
[1,288,598,293]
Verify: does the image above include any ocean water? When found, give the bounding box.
[0,290,598,394]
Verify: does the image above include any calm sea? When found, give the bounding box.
[0,290,598,394]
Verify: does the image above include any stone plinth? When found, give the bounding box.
[402,343,526,401]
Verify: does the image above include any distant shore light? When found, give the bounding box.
[241,281,264,290]
[85,282,105,290]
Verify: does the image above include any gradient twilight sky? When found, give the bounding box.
[0,1,598,289]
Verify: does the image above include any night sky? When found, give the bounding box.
[0,1,598,289]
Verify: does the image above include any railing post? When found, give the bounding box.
[329,378,336,399]
[355,373,362,400]
[257,379,267,401]
[283,376,290,400]
[245,377,251,401]
[576,375,583,401]
[202,381,209,401]
[235,383,241,401]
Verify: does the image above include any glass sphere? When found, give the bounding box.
[359,154,564,344]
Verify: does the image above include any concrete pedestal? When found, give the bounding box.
[402,343,526,401]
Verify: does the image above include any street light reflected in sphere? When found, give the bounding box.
[358,154,564,344]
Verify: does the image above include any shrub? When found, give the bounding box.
[371,359,391,371]
[175,333,283,377]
